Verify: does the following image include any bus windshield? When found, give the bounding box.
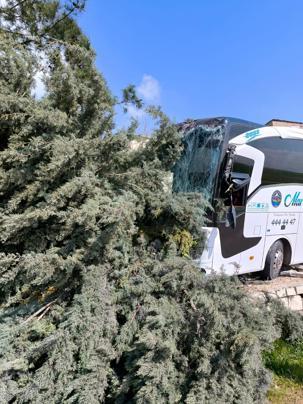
[172,123,225,201]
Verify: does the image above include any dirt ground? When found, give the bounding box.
[267,376,303,404]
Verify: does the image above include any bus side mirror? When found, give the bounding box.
[231,177,250,191]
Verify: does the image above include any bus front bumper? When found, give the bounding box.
[197,227,217,272]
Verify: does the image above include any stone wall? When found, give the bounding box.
[244,271,303,313]
[267,285,303,312]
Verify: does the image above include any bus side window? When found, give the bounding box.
[250,137,303,185]
[232,155,254,206]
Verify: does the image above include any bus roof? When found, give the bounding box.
[231,126,303,145]
[178,116,261,130]
[177,117,262,140]
[177,117,303,146]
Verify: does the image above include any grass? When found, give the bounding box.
[267,376,303,403]
[264,340,303,403]
[264,340,303,382]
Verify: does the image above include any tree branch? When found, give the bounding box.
[22,299,57,324]
[42,7,75,35]
[8,0,30,11]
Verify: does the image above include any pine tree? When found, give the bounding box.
[0,2,116,401]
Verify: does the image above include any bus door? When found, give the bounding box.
[237,145,268,272]
[219,144,266,273]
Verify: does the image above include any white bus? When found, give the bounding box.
[173,117,303,279]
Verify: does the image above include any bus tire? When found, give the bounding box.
[261,240,284,280]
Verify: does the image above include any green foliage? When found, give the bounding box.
[265,339,303,403]
[0,0,88,48]
[121,84,143,112]
[264,339,303,383]
[109,273,280,404]
[266,297,303,343]
[0,2,302,403]
[172,229,196,257]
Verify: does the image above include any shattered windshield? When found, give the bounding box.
[173,123,225,201]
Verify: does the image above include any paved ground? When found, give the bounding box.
[243,266,303,294]
[244,275,303,293]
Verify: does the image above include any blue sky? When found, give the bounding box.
[78,0,303,130]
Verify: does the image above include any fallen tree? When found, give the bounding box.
[0,2,303,403]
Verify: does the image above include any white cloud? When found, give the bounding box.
[120,74,160,135]
[0,0,8,7]
[126,104,146,120]
[137,74,160,102]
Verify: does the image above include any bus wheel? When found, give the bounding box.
[261,240,284,280]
